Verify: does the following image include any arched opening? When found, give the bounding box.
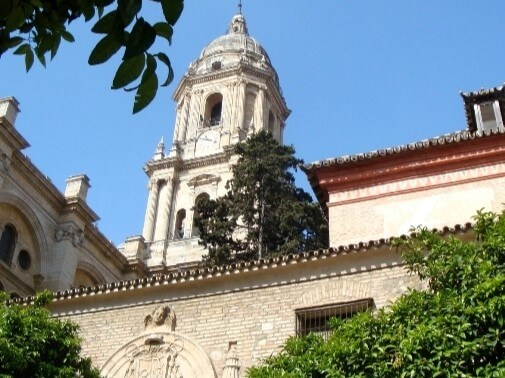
[174,209,186,239]
[73,269,99,288]
[204,93,223,127]
[268,111,275,135]
[0,224,17,265]
[192,193,210,237]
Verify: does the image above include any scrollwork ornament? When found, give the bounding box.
[54,225,84,247]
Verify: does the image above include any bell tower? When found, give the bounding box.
[123,11,290,271]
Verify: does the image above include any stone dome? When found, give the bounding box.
[190,13,275,75]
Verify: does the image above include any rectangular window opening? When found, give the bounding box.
[295,298,374,340]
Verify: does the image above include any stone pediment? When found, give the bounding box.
[187,174,221,187]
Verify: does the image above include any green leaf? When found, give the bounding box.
[61,30,75,42]
[4,36,23,49]
[160,0,184,25]
[30,0,43,8]
[133,72,158,114]
[0,1,14,19]
[133,54,158,113]
[123,18,156,60]
[13,44,31,55]
[6,5,25,31]
[112,54,146,89]
[88,34,122,65]
[80,1,96,21]
[153,22,173,44]
[35,49,46,67]
[95,0,116,6]
[50,34,61,60]
[25,49,34,71]
[91,10,118,34]
[155,52,174,87]
[118,0,142,26]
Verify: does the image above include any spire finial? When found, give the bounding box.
[153,136,165,160]
[238,0,242,14]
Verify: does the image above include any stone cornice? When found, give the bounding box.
[172,64,289,119]
[62,198,99,224]
[145,150,233,176]
[85,224,129,272]
[0,118,29,151]
[11,151,65,213]
[15,222,472,304]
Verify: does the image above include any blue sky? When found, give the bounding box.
[2,1,504,244]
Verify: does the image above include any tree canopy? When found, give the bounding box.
[194,131,328,267]
[0,290,99,377]
[0,0,184,113]
[248,209,505,377]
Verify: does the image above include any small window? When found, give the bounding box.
[212,61,222,70]
[480,102,495,123]
[478,102,499,132]
[17,250,31,271]
[203,93,223,127]
[295,298,374,340]
[210,102,222,126]
[0,224,17,264]
[192,193,210,237]
[174,209,186,239]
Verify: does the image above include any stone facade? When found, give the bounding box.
[0,98,132,295]
[50,243,424,377]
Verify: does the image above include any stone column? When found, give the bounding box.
[179,94,192,143]
[175,93,190,142]
[188,89,204,139]
[142,179,160,242]
[231,80,246,143]
[255,86,266,132]
[235,80,246,132]
[153,179,175,241]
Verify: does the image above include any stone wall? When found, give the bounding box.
[51,246,422,377]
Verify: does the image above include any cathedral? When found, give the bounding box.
[1,9,505,378]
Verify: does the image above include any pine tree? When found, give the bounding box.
[195,131,328,266]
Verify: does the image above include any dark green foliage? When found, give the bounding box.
[0,290,100,377]
[248,209,505,377]
[0,0,183,113]
[195,131,328,266]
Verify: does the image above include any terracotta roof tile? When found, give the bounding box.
[303,129,505,171]
[12,222,473,304]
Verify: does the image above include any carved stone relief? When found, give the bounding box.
[54,224,84,247]
[101,305,216,378]
[0,152,10,175]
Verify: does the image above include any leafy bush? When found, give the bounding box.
[0,290,100,377]
[248,209,505,377]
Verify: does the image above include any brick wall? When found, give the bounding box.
[328,166,505,246]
